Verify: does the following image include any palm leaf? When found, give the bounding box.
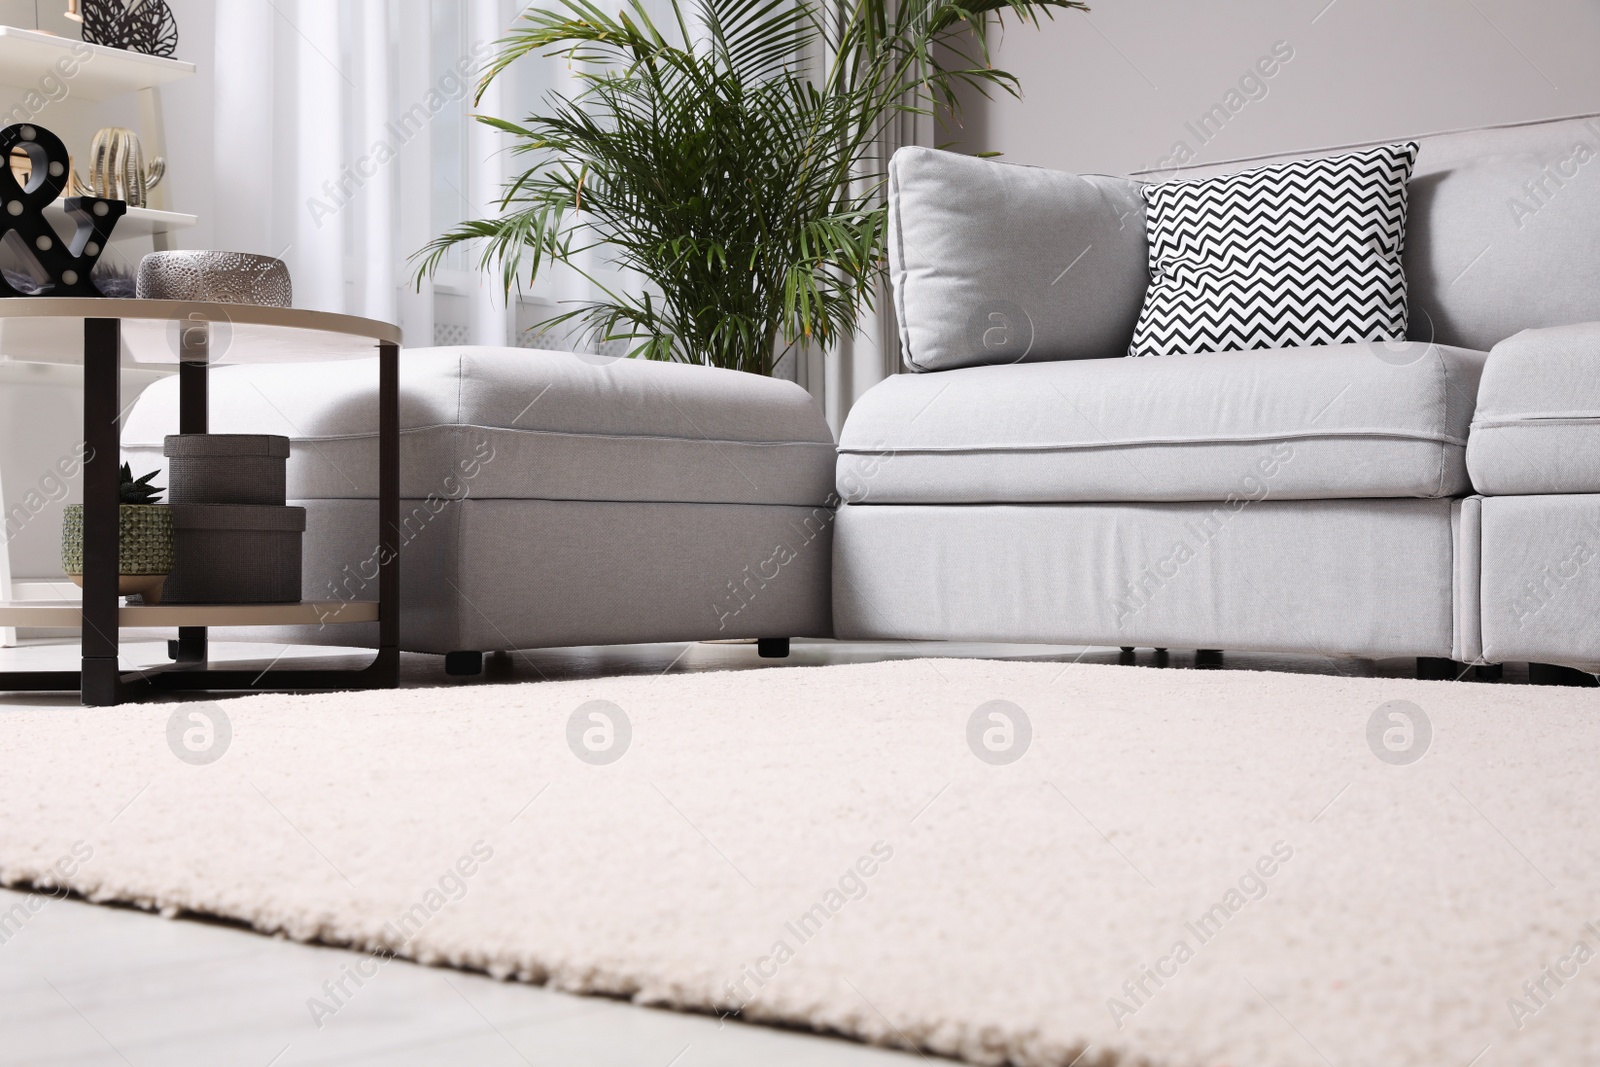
[418,0,1088,373]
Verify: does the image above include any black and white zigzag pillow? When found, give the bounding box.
[1129,142,1420,357]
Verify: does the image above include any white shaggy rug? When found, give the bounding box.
[2,659,1597,1067]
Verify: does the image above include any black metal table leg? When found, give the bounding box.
[81,318,122,706]
[372,341,401,684]
[170,332,209,664]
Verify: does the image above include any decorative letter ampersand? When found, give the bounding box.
[1,123,124,297]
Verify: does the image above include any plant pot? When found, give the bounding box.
[60,504,174,604]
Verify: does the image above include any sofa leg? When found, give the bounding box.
[757,638,790,659]
[1417,657,1463,681]
[1195,649,1223,670]
[445,651,484,677]
[1528,662,1599,687]
[1474,663,1503,682]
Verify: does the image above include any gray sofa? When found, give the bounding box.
[835,112,1600,676]
[121,112,1600,680]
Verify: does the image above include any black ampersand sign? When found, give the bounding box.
[1,123,125,297]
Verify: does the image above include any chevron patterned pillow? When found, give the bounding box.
[1129,141,1421,357]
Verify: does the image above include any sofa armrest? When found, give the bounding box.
[888,147,1150,373]
[1468,321,1600,494]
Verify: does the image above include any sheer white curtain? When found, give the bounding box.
[787,0,931,434]
[823,89,931,433]
[209,0,539,348]
[206,0,911,427]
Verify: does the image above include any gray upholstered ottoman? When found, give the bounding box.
[123,347,838,668]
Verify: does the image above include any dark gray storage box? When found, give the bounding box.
[161,504,306,604]
[164,434,290,505]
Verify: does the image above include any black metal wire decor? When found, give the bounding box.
[80,0,179,58]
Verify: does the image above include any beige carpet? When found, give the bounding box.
[2,659,1597,1066]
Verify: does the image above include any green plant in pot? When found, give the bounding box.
[414,0,1085,374]
[61,464,174,604]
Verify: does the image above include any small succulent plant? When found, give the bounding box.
[119,463,165,505]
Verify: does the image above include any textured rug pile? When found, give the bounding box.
[2,659,1597,1066]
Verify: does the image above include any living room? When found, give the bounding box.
[1,1,1597,1064]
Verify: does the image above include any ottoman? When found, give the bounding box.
[123,347,838,667]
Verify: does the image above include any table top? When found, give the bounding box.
[0,298,402,367]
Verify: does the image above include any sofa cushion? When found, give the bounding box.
[833,499,1459,657]
[1468,321,1600,495]
[837,341,1486,503]
[887,146,1149,372]
[1131,142,1419,357]
[1478,493,1600,670]
[1135,113,1600,354]
[124,347,838,507]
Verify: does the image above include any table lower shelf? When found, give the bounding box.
[0,648,400,695]
[0,600,378,628]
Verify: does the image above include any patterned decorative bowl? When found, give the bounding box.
[61,504,175,604]
[136,251,293,307]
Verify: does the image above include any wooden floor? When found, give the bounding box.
[0,635,1557,1065]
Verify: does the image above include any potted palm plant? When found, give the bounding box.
[61,464,174,604]
[414,0,1085,374]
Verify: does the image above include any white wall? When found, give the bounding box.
[953,0,1600,174]
[0,377,89,579]
[157,0,217,251]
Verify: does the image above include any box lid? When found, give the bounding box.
[164,434,291,459]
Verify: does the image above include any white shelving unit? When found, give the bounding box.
[0,25,198,645]
[1,26,199,243]
[42,202,197,239]
[0,26,195,100]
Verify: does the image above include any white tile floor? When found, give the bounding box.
[0,635,1459,1064]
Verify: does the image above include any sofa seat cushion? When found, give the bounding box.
[124,347,837,507]
[1468,322,1600,495]
[837,341,1487,504]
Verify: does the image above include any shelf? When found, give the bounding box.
[0,26,195,100]
[0,600,379,628]
[43,203,197,240]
